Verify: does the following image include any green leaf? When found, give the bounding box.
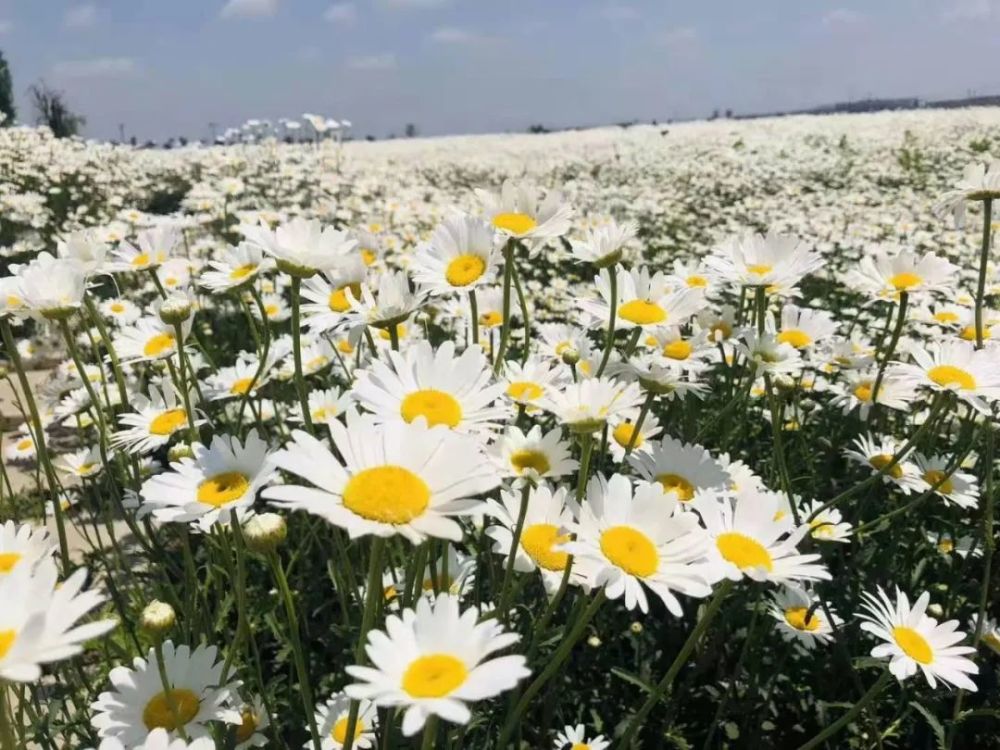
[911,701,946,750]
[610,666,655,695]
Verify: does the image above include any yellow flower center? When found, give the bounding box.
[445,254,487,287]
[711,322,733,340]
[869,454,903,479]
[612,422,643,449]
[619,299,667,325]
[15,438,32,451]
[510,449,551,476]
[892,626,933,664]
[337,339,355,354]
[716,532,773,571]
[360,248,377,265]
[514,524,567,572]
[401,654,468,698]
[0,629,14,659]
[400,389,463,428]
[923,469,954,494]
[230,377,254,395]
[143,332,176,358]
[229,263,258,281]
[959,325,990,341]
[196,471,250,508]
[265,304,280,318]
[235,709,258,743]
[0,552,23,574]
[150,409,188,436]
[662,340,692,360]
[777,329,812,348]
[507,381,544,402]
[332,716,365,744]
[142,689,201,731]
[938,538,955,554]
[784,607,821,632]
[343,466,430,524]
[934,311,959,324]
[306,355,329,371]
[928,364,978,390]
[110,302,125,313]
[377,324,407,342]
[571,745,590,750]
[492,212,537,235]
[480,310,503,328]
[686,275,708,288]
[853,382,873,403]
[656,473,694,502]
[131,253,151,267]
[889,272,922,290]
[746,263,773,276]
[77,462,98,475]
[329,283,362,313]
[599,526,658,578]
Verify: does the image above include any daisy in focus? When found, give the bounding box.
[890,340,1000,414]
[859,586,978,690]
[476,180,573,249]
[112,381,201,455]
[345,593,530,735]
[488,425,578,482]
[554,724,610,750]
[769,585,840,649]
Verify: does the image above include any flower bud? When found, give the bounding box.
[140,600,175,635]
[158,295,192,324]
[244,512,287,553]
[168,443,194,462]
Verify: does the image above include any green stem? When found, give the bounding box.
[795,671,892,750]
[269,551,322,750]
[420,715,439,750]
[596,267,618,377]
[388,322,400,351]
[236,286,272,434]
[765,374,798,523]
[289,276,314,434]
[497,483,531,622]
[625,391,654,455]
[0,321,69,571]
[342,537,387,749]
[511,261,531,366]
[973,198,993,350]
[0,683,15,750]
[468,290,479,346]
[615,580,734,749]
[493,240,516,374]
[497,590,606,747]
[169,327,199,443]
[869,290,908,423]
[152,639,189,741]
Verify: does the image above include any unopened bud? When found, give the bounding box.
[158,295,192,324]
[244,512,287,553]
[141,600,175,635]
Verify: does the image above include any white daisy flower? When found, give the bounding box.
[56,227,109,276]
[829,368,916,418]
[768,585,840,649]
[607,410,662,462]
[890,340,1000,415]
[933,158,1000,227]
[264,412,499,543]
[298,258,368,334]
[0,558,116,682]
[846,245,958,300]
[352,339,505,435]
[498,357,566,410]
[311,691,378,750]
[628,435,729,505]
[199,242,273,294]
[484,483,579,594]
[488,425,578,482]
[112,381,201,455]
[346,270,427,330]
[290,387,353,426]
[859,586,978,690]
[539,377,642,434]
[411,213,499,296]
[668,260,718,295]
[140,430,274,532]
[693,487,831,585]
[705,231,822,290]
[772,304,839,349]
[738,330,803,375]
[243,217,356,277]
[420,543,476,599]
[844,435,924,494]
[232,695,269,748]
[611,356,708,400]
[554,723,610,750]
[100,297,142,326]
[569,218,636,267]
[114,316,191,363]
[345,592,530,735]
[537,323,592,364]
[5,431,36,463]
[581,266,706,331]
[15,253,88,320]
[91,641,243,746]
[0,521,53,577]
[566,475,713,615]
[252,293,290,324]
[112,225,182,272]
[476,179,573,250]
[57,445,107,479]
[803,500,852,543]
[914,454,980,510]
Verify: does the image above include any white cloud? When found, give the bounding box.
[52,57,139,78]
[822,8,866,28]
[598,3,639,21]
[64,3,99,29]
[427,27,493,45]
[941,0,994,20]
[347,53,396,70]
[324,3,357,23]
[220,0,279,19]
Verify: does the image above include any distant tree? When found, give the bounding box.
[0,50,14,125]
[404,123,417,138]
[29,81,85,138]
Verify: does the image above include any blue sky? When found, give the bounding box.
[1,0,998,141]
